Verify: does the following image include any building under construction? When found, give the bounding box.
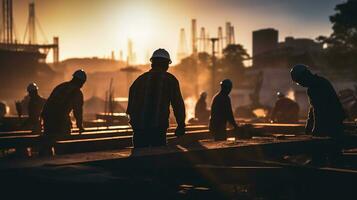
[0,0,59,100]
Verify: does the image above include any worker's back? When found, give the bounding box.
[127,70,185,130]
[307,75,345,135]
[209,92,233,132]
[42,81,82,120]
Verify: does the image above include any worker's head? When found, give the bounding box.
[276,92,285,98]
[200,92,207,99]
[150,48,172,71]
[220,79,233,95]
[290,64,313,87]
[27,82,38,96]
[71,69,87,88]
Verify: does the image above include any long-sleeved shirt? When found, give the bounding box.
[209,91,238,132]
[126,69,186,130]
[305,74,345,137]
[42,81,84,131]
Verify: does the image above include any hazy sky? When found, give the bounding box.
[10,0,343,63]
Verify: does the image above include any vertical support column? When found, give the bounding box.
[177,28,188,61]
[191,19,197,56]
[218,26,223,57]
[8,0,13,43]
[1,0,5,42]
[28,2,36,44]
[230,26,235,44]
[210,38,218,98]
[225,22,231,46]
[200,27,206,52]
[53,37,59,64]
[2,0,14,44]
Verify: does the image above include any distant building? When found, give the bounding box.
[253,30,323,69]
[252,28,279,65]
[280,37,322,53]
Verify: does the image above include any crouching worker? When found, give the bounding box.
[40,69,87,156]
[291,64,346,165]
[209,79,239,141]
[127,49,186,148]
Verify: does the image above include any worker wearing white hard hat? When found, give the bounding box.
[150,48,172,64]
[127,48,186,148]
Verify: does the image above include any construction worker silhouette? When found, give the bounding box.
[40,69,86,155]
[24,83,46,133]
[127,49,186,148]
[270,92,299,123]
[291,64,346,164]
[195,92,210,122]
[209,79,239,141]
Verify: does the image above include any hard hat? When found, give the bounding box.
[276,92,285,98]
[73,69,87,82]
[290,64,309,82]
[150,48,172,64]
[27,82,38,92]
[220,79,233,88]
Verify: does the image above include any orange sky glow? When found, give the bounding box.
[10,0,343,64]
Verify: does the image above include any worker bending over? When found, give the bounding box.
[40,69,87,155]
[291,64,346,164]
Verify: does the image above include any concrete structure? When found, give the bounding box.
[252,28,278,59]
[279,37,323,53]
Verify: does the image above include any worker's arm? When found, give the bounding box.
[126,84,134,116]
[227,97,239,129]
[170,78,186,136]
[305,106,314,134]
[73,91,84,133]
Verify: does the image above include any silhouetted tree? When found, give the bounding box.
[218,44,250,81]
[221,44,250,68]
[198,52,211,65]
[318,0,357,75]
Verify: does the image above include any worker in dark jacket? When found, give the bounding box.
[270,92,299,123]
[209,79,239,141]
[127,49,186,148]
[195,92,210,122]
[25,83,46,133]
[291,64,346,164]
[40,69,87,155]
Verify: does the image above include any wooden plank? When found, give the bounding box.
[0,135,325,170]
[0,125,208,149]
